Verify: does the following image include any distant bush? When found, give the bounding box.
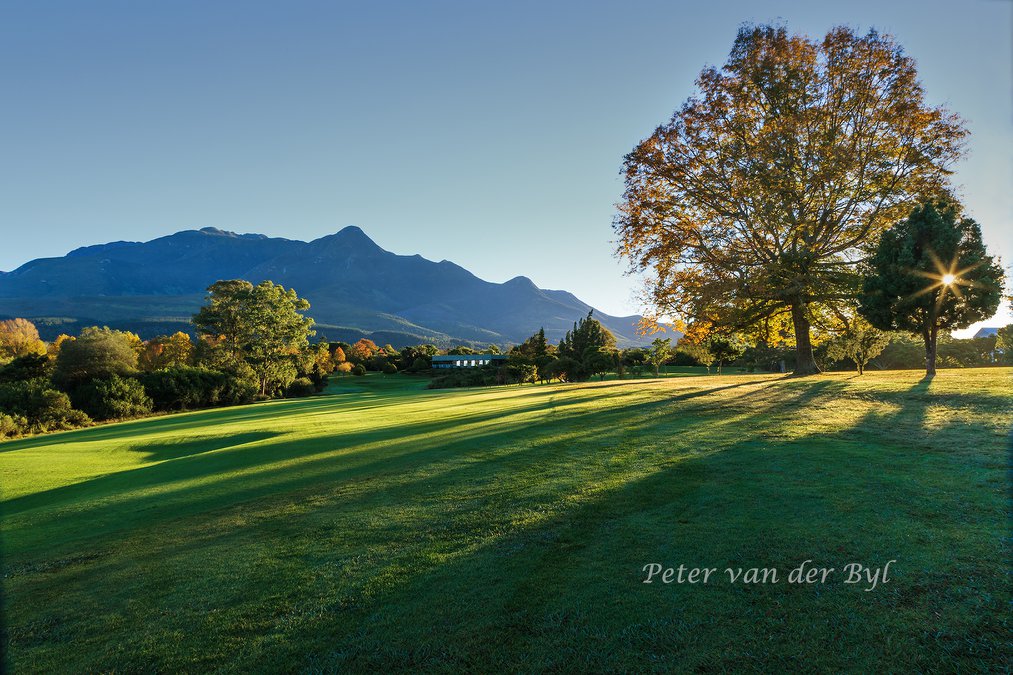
[141,366,257,411]
[73,375,153,421]
[285,377,316,398]
[408,357,431,373]
[335,362,353,374]
[0,353,53,383]
[0,378,91,435]
[428,365,499,389]
[382,362,398,375]
[496,363,536,385]
[53,327,139,390]
[671,349,702,367]
[351,364,366,377]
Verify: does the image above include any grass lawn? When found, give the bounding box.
[2,369,1010,671]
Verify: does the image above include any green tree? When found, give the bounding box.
[996,325,1013,365]
[708,336,744,374]
[73,375,153,421]
[621,347,648,377]
[680,342,715,374]
[859,202,1004,375]
[825,316,889,374]
[646,338,672,376]
[510,327,557,382]
[53,327,140,390]
[615,25,967,375]
[557,312,616,382]
[192,280,315,396]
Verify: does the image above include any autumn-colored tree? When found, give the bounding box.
[138,332,194,371]
[0,318,47,362]
[615,25,967,375]
[859,201,1003,375]
[47,334,75,359]
[331,346,347,365]
[347,339,379,364]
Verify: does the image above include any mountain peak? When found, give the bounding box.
[329,225,376,244]
[505,275,537,289]
[306,226,383,255]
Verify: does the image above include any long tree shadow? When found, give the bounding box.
[8,372,1009,671]
[3,376,814,561]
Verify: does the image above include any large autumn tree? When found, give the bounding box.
[614,25,967,374]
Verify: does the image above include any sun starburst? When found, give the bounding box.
[907,248,984,305]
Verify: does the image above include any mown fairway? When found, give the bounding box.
[2,369,1010,671]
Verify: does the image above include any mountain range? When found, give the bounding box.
[0,226,664,348]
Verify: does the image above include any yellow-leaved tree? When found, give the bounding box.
[615,25,967,375]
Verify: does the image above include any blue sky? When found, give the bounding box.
[2,0,1010,334]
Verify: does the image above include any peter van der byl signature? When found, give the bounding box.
[642,560,897,591]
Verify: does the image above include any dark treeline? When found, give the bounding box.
[1,280,1010,438]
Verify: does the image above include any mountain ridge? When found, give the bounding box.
[0,227,669,348]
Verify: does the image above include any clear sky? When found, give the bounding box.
[2,0,1010,335]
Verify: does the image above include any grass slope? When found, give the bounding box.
[2,369,1010,671]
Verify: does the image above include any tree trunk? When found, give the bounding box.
[791,303,821,376]
[924,325,938,376]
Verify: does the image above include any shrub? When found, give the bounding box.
[0,353,54,383]
[52,327,139,390]
[382,362,398,375]
[0,378,91,434]
[495,364,536,385]
[141,366,257,411]
[367,355,390,372]
[428,365,499,389]
[351,364,367,377]
[0,412,28,438]
[336,362,353,374]
[408,357,431,373]
[285,377,316,398]
[73,375,153,421]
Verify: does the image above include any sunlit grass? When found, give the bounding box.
[2,369,1010,671]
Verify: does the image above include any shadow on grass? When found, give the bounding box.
[3,375,818,561]
[6,371,1010,672]
[132,431,284,462]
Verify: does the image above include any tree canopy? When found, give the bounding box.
[53,326,140,389]
[615,24,967,375]
[0,319,47,363]
[556,312,616,381]
[859,201,1003,374]
[192,280,315,395]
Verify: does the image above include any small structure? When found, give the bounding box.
[431,354,508,369]
[973,327,999,339]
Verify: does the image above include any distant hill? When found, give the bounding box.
[0,227,673,348]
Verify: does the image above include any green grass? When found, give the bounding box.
[2,369,1010,671]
